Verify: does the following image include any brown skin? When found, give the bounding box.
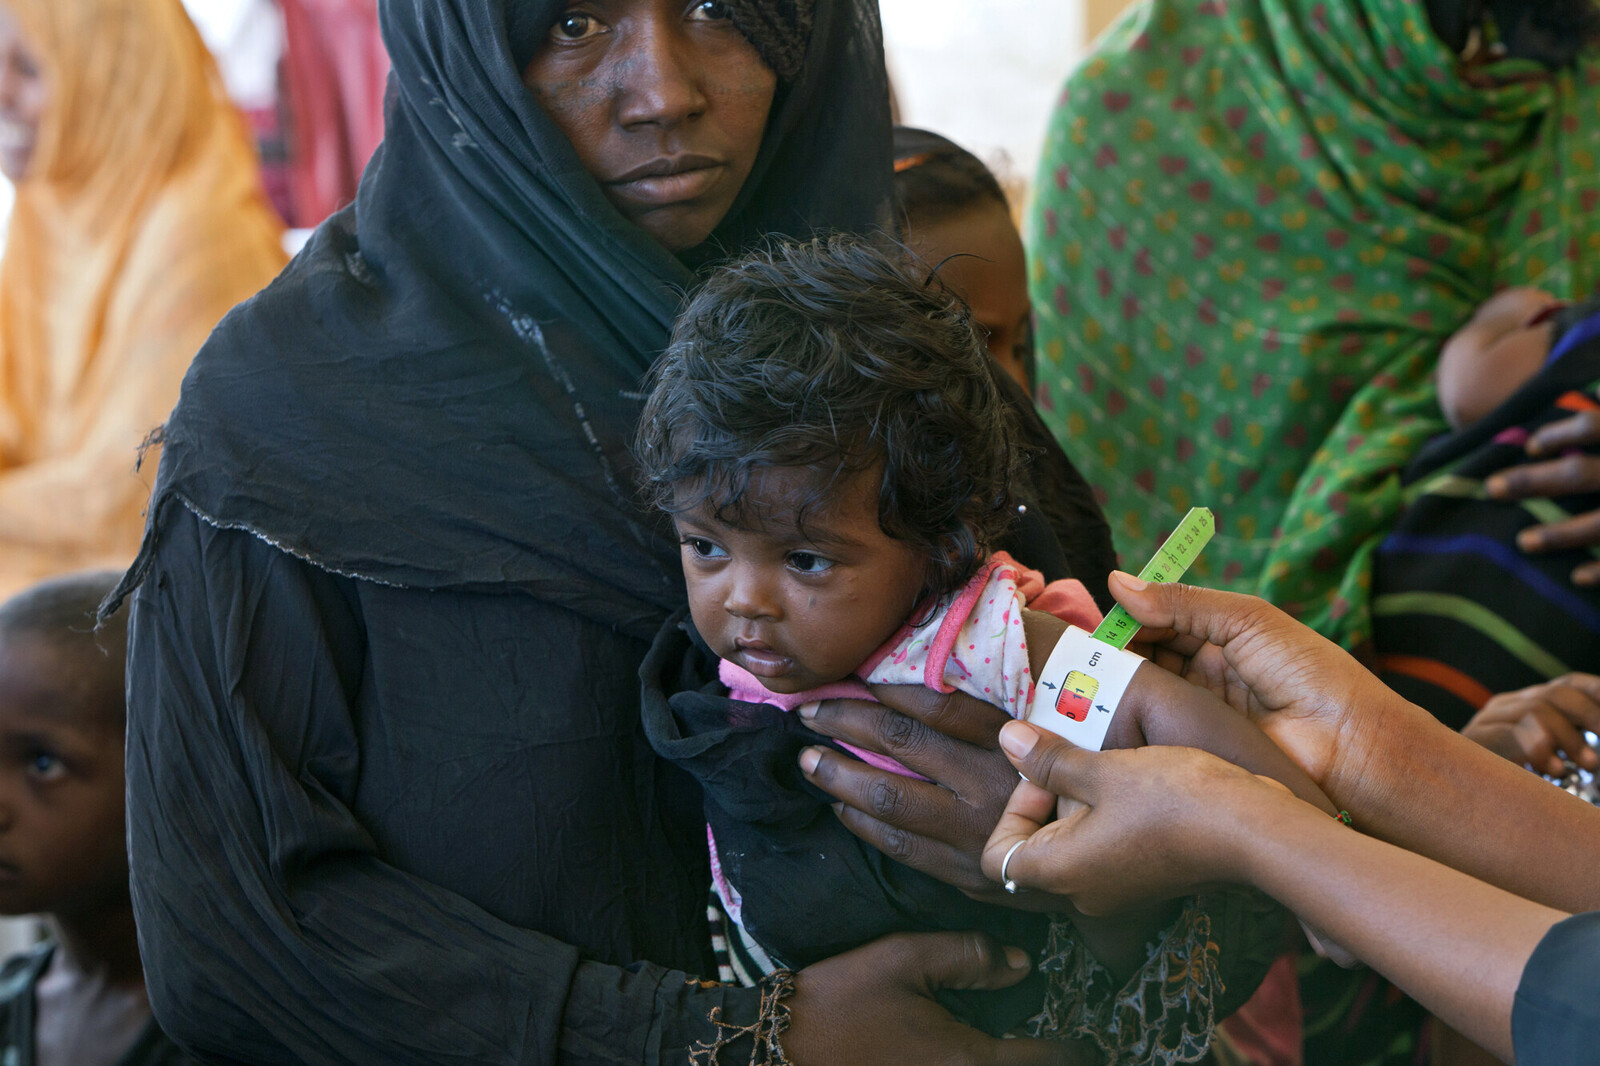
[1487,407,1600,587]
[521,0,776,252]
[906,201,1034,394]
[985,726,1563,1066]
[1435,287,1558,432]
[798,601,1336,980]
[1462,672,1600,777]
[784,932,1096,1065]
[1092,573,1600,916]
[678,466,927,695]
[981,575,1600,1064]
[0,2,47,183]
[0,634,145,1029]
[527,6,1080,1059]
[1449,290,1600,589]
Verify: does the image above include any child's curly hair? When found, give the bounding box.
[635,234,1020,602]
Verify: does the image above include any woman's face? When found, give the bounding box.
[523,0,778,252]
[0,4,45,182]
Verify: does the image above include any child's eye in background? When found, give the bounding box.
[682,536,728,560]
[787,551,834,575]
[25,750,65,783]
[688,0,733,21]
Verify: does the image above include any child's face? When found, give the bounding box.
[0,637,128,919]
[676,466,928,694]
[907,200,1033,393]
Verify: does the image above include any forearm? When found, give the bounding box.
[1332,696,1600,913]
[1226,790,1562,1062]
[1118,661,1338,815]
[1020,614,1302,981]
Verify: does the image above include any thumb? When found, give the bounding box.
[893,930,1033,993]
[998,720,1098,804]
[1107,571,1290,655]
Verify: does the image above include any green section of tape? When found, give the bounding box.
[1091,507,1216,650]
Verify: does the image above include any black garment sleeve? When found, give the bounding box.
[1512,911,1600,1066]
[125,509,758,1065]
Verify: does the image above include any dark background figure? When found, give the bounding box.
[0,572,197,1066]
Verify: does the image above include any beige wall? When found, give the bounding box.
[1086,0,1142,42]
[882,0,1087,189]
[881,0,1145,197]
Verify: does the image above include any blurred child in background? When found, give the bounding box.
[0,571,194,1066]
[893,127,1034,394]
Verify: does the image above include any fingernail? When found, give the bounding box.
[1518,530,1542,552]
[1004,946,1030,970]
[1575,569,1599,588]
[1486,476,1508,498]
[1111,569,1148,592]
[1582,750,1599,771]
[830,801,845,816]
[999,721,1040,759]
[798,701,818,720]
[799,747,821,775]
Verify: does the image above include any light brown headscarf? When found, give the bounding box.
[0,0,286,600]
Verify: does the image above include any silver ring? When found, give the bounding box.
[1000,839,1026,895]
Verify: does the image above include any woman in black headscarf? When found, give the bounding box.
[106,1,1109,1063]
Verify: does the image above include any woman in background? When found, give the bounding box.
[104,1,1112,1062]
[1030,9,1600,1057]
[0,0,285,600]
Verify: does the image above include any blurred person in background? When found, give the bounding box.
[0,0,285,602]
[1029,4,1600,1059]
[893,126,1035,395]
[277,0,387,226]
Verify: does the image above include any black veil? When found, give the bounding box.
[108,0,893,639]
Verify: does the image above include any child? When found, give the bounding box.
[0,571,194,1066]
[1373,290,1600,728]
[636,236,1340,1051]
[896,125,1119,610]
[894,126,1034,394]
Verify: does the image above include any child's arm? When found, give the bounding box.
[1023,610,1339,816]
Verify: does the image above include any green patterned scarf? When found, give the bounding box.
[1030,0,1600,647]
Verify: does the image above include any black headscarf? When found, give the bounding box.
[108,0,891,638]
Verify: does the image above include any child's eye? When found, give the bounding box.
[681,536,728,560]
[687,0,733,20]
[25,751,64,782]
[787,551,834,575]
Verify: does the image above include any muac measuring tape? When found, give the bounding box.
[1027,506,1215,750]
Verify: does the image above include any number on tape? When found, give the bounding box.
[1090,507,1215,650]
